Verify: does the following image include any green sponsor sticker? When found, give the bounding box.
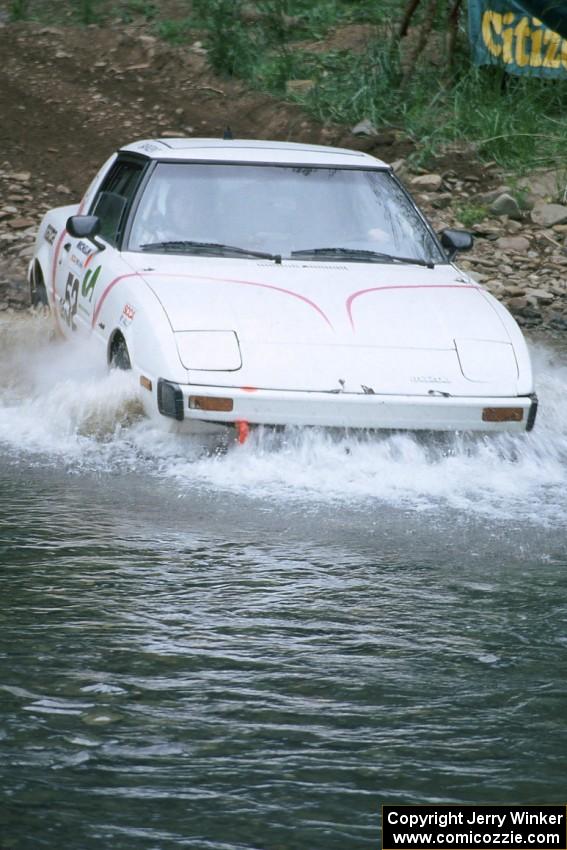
[82,265,102,302]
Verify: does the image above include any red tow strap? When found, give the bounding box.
[235,420,250,445]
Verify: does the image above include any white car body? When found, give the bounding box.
[30,138,537,434]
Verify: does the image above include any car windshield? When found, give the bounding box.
[128,162,445,264]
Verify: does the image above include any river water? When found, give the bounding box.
[1,313,567,850]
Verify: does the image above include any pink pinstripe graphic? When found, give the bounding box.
[173,272,333,328]
[92,273,139,328]
[91,274,478,336]
[346,284,479,330]
[50,199,85,330]
[50,229,68,333]
[91,271,334,330]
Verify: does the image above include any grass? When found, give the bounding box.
[154,16,194,44]
[119,0,157,23]
[454,204,489,228]
[5,0,567,172]
[73,0,102,24]
[6,0,158,23]
[291,43,567,170]
[181,0,567,172]
[9,0,28,19]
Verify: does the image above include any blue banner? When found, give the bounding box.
[468,0,567,77]
[515,1,567,39]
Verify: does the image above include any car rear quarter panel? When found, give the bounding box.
[32,205,80,306]
[31,153,119,308]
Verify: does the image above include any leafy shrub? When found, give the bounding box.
[72,0,102,25]
[154,17,194,44]
[9,0,29,20]
[192,0,257,77]
[455,204,488,228]
[119,0,158,23]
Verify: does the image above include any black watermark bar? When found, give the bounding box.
[382,805,567,850]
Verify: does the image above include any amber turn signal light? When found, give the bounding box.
[482,407,523,422]
[189,395,234,412]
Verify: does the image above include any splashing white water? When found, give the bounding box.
[0,314,144,459]
[1,313,567,521]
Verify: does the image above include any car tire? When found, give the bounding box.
[109,334,131,370]
[30,264,48,307]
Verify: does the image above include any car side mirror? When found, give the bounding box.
[439,228,473,261]
[66,215,105,251]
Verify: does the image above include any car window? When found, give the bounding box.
[91,159,144,246]
[128,162,445,264]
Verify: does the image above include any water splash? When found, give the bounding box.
[0,313,144,459]
[1,313,567,521]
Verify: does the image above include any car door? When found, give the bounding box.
[54,157,146,335]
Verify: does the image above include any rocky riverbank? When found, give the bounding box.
[406,165,567,333]
[0,166,52,312]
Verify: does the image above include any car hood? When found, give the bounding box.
[126,255,520,396]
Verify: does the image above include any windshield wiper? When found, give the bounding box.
[140,240,282,263]
[290,247,434,268]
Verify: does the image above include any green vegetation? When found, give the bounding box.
[119,0,157,23]
[5,0,567,172]
[191,0,254,75]
[507,181,533,210]
[296,47,567,170]
[454,203,489,228]
[9,0,28,19]
[74,0,102,24]
[187,0,567,172]
[154,16,193,44]
[7,0,159,24]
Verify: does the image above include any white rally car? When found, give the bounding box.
[30,138,537,437]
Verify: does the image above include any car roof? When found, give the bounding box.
[120,138,390,168]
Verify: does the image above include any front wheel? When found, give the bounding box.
[109,335,131,370]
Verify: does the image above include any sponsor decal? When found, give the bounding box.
[119,302,136,328]
[76,240,92,257]
[62,272,79,331]
[410,375,451,383]
[44,224,57,244]
[60,265,102,327]
[81,265,101,304]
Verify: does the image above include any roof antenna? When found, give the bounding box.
[223,126,234,140]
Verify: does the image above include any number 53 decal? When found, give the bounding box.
[62,265,102,331]
[63,272,79,330]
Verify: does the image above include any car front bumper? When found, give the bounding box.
[159,382,537,433]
